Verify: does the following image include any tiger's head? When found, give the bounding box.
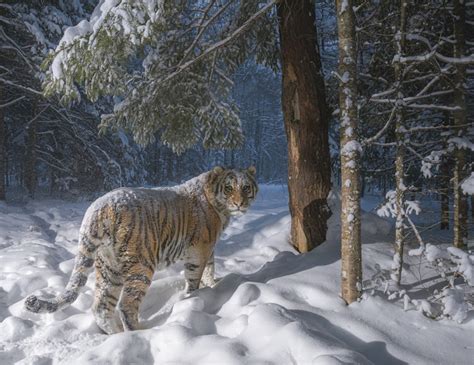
[205,166,258,216]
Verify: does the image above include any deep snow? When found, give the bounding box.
[0,186,473,364]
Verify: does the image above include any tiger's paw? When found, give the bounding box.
[200,276,222,288]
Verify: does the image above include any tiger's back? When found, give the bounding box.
[82,185,224,270]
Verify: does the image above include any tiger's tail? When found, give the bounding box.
[24,235,96,313]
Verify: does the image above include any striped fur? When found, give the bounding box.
[24,166,258,334]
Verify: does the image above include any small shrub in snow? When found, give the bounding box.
[377,190,421,283]
[363,244,473,323]
[407,245,474,323]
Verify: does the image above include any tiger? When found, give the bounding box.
[24,166,258,334]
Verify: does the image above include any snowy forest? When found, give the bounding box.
[0,0,473,364]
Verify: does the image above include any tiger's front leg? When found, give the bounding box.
[200,251,218,288]
[184,245,213,294]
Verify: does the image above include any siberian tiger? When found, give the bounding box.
[24,166,258,334]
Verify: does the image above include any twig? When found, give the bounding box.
[0,95,25,108]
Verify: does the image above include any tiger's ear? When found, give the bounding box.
[212,166,224,175]
[247,166,256,175]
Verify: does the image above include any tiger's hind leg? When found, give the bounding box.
[118,264,153,331]
[92,256,124,334]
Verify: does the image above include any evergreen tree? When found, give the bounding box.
[0,1,148,197]
[43,0,278,154]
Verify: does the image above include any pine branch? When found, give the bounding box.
[152,0,277,88]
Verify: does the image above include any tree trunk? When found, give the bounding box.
[277,0,332,253]
[337,0,362,304]
[25,104,37,199]
[471,195,474,223]
[255,101,263,174]
[0,85,5,200]
[382,175,387,197]
[230,149,235,168]
[166,148,173,182]
[453,0,468,248]
[440,156,450,230]
[153,142,160,184]
[393,0,407,286]
[440,112,451,230]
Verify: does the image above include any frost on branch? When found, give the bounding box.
[448,137,474,152]
[421,150,444,178]
[420,136,474,179]
[377,190,420,219]
[377,191,397,218]
[405,200,421,215]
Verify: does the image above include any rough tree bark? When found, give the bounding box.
[0,0,5,200]
[277,0,332,253]
[440,156,451,230]
[453,0,468,248]
[393,0,407,286]
[471,195,474,222]
[336,0,362,304]
[0,85,5,200]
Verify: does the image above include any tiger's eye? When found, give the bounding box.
[224,185,233,194]
[242,185,251,194]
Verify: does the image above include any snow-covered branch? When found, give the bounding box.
[153,0,277,88]
[400,50,474,65]
[371,90,453,104]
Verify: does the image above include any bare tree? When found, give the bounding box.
[0,84,5,200]
[277,0,332,252]
[337,0,362,304]
[453,0,468,248]
[393,0,408,286]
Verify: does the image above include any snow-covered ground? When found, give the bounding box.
[0,186,473,364]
